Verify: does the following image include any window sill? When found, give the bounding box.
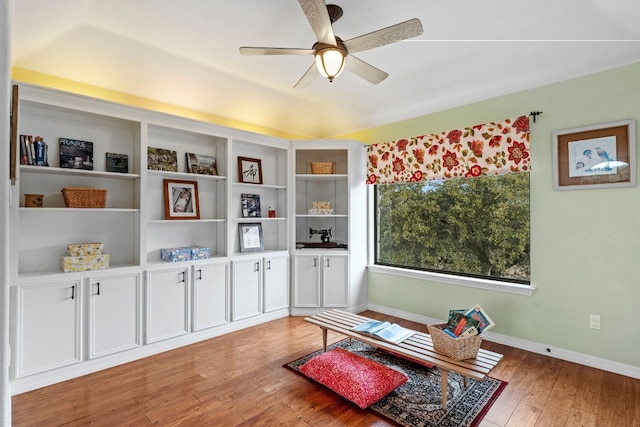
[367,264,535,296]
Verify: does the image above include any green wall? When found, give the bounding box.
[14,62,640,368]
[347,62,640,367]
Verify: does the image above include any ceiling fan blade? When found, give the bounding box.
[343,18,423,54]
[239,47,314,56]
[345,55,388,85]
[294,63,320,89]
[297,0,336,45]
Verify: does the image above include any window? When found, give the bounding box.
[375,173,530,284]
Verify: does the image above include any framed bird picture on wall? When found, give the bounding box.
[552,119,636,190]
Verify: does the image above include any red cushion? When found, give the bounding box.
[299,348,408,409]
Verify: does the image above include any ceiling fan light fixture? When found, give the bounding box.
[314,45,346,82]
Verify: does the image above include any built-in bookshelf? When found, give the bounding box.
[7,83,368,394]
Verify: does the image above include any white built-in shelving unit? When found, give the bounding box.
[290,142,368,316]
[7,83,365,394]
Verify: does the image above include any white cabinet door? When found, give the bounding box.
[15,281,82,377]
[263,255,289,312]
[146,267,189,343]
[323,254,349,307]
[231,258,262,321]
[88,274,141,359]
[293,254,321,308]
[192,262,229,331]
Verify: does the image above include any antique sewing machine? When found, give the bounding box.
[309,227,332,243]
[298,227,340,248]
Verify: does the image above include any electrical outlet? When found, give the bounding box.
[589,314,600,330]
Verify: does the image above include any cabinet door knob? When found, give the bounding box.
[197,269,202,280]
[313,258,317,268]
[179,272,185,284]
[71,285,75,300]
[267,260,271,270]
[254,262,260,272]
[326,258,330,268]
[96,282,101,296]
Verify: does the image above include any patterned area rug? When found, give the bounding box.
[285,339,507,427]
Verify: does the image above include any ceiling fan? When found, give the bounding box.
[239,0,423,88]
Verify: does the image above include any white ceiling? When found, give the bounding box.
[10,0,640,138]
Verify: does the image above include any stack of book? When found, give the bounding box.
[442,305,495,338]
[19,135,49,166]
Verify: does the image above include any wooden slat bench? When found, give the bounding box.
[305,309,503,409]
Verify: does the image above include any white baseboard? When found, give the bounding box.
[367,303,640,380]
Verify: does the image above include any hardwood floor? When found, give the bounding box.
[11,311,640,426]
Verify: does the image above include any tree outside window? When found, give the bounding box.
[375,173,530,283]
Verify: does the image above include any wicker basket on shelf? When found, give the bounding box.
[427,323,482,361]
[310,161,335,174]
[62,188,108,208]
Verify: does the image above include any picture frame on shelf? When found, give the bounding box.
[241,193,261,217]
[186,152,217,175]
[106,152,129,173]
[552,119,636,190]
[238,156,263,184]
[148,147,178,172]
[238,222,264,252]
[59,137,94,170]
[163,179,200,220]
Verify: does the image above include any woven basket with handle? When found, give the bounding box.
[310,162,334,174]
[62,188,108,208]
[427,323,482,360]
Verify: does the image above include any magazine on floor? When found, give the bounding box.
[351,320,415,344]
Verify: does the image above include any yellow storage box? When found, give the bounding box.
[61,254,110,272]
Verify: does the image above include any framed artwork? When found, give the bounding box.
[552,119,636,190]
[238,223,264,252]
[163,179,200,219]
[60,138,94,170]
[185,152,217,175]
[238,156,263,184]
[106,152,129,173]
[241,194,261,217]
[148,147,178,172]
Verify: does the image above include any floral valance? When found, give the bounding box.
[366,115,530,185]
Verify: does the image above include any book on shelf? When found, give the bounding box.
[241,194,261,217]
[351,320,415,344]
[106,152,129,173]
[35,137,48,166]
[19,135,30,164]
[59,137,93,170]
[147,147,178,172]
[20,135,49,166]
[185,152,217,175]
